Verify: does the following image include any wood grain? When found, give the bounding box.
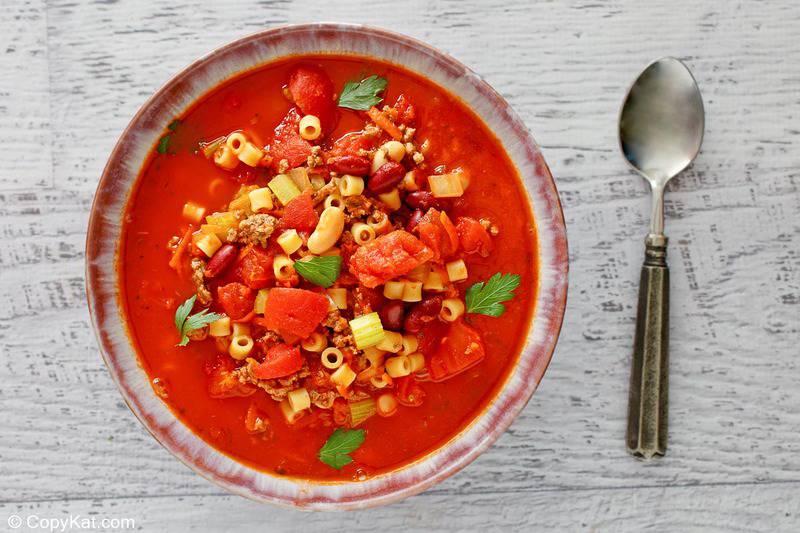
[1,0,798,530]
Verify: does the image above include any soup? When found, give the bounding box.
[120,55,537,481]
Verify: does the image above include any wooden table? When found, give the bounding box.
[2,1,798,531]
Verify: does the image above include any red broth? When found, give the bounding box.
[120,55,537,481]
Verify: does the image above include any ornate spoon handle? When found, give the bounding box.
[626,234,669,459]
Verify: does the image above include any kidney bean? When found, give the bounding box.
[368,162,405,194]
[405,209,423,232]
[404,191,444,211]
[327,155,370,175]
[379,301,406,331]
[204,244,237,278]
[404,296,444,333]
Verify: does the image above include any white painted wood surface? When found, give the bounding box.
[1,0,798,531]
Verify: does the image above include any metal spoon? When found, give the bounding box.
[618,57,705,459]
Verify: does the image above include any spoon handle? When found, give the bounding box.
[626,234,669,459]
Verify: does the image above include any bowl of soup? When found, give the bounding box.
[86,23,568,509]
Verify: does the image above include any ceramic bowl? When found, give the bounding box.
[86,23,568,510]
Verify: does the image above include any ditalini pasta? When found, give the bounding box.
[121,56,536,481]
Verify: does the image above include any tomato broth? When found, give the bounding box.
[121,55,537,481]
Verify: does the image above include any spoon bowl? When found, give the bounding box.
[620,57,704,234]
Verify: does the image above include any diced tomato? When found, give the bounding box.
[287,66,337,132]
[217,282,256,320]
[238,246,275,289]
[208,365,257,399]
[427,320,486,382]
[244,403,273,436]
[394,376,425,407]
[281,192,318,232]
[348,230,434,288]
[252,343,303,379]
[456,217,493,257]
[261,287,330,338]
[328,131,377,159]
[392,94,416,126]
[270,108,312,170]
[414,208,459,261]
[332,398,350,427]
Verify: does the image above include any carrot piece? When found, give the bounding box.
[168,226,193,273]
[232,311,255,324]
[368,106,403,141]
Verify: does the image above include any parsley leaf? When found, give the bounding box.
[338,75,388,111]
[294,255,342,288]
[157,119,181,154]
[318,428,365,469]
[465,273,521,317]
[174,294,223,346]
[157,135,171,154]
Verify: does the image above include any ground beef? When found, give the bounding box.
[322,309,349,333]
[190,258,213,305]
[352,286,374,315]
[332,332,356,349]
[309,390,337,409]
[307,146,323,168]
[233,362,310,402]
[237,214,277,247]
[343,195,373,221]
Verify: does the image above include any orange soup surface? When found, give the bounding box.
[121,55,537,481]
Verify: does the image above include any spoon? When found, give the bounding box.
[618,57,704,459]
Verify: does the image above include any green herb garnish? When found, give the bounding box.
[337,75,388,110]
[157,135,171,154]
[465,273,521,317]
[318,428,365,469]
[157,119,181,154]
[174,294,223,346]
[294,255,342,288]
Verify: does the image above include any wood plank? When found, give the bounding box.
[0,0,51,190]
[1,483,798,532]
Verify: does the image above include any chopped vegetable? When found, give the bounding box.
[464,273,521,317]
[281,192,318,231]
[252,344,303,379]
[174,295,223,346]
[367,106,403,140]
[262,287,330,338]
[348,230,434,288]
[349,312,385,349]
[294,256,342,288]
[270,109,312,170]
[238,246,275,289]
[268,174,302,206]
[318,428,365,469]
[337,75,388,111]
[217,282,256,320]
[288,66,336,131]
[456,217,493,257]
[413,208,459,261]
[348,398,377,426]
[427,320,486,381]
